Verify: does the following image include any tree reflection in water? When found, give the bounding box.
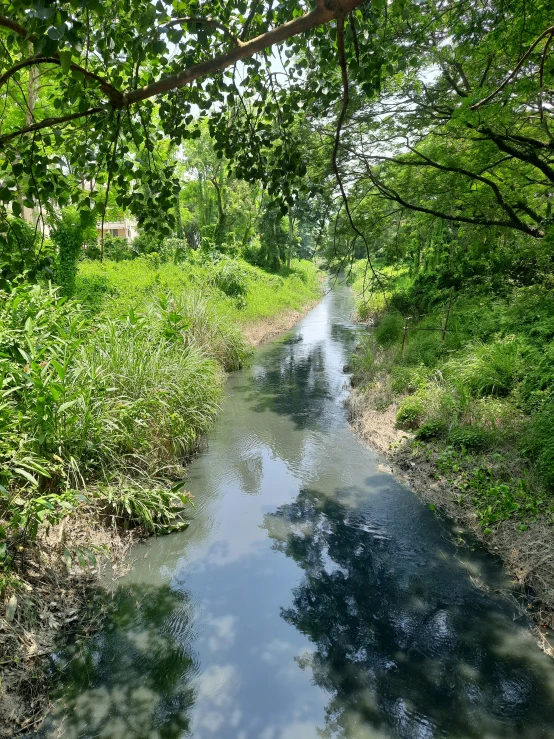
[41,584,198,739]
[264,487,554,739]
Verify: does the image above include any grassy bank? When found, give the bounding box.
[348,260,554,633]
[75,253,321,328]
[0,255,320,731]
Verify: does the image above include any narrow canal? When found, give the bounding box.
[43,283,554,738]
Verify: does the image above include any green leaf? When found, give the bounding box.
[59,50,72,74]
[47,26,62,41]
[13,468,39,486]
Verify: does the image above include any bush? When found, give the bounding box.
[396,396,425,429]
[161,238,189,264]
[51,208,97,295]
[210,258,248,298]
[447,425,490,450]
[0,218,55,289]
[415,419,445,440]
[132,232,163,255]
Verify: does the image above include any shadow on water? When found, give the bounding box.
[248,344,332,428]
[264,487,554,738]
[39,584,198,739]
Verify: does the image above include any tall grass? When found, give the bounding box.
[0,283,225,561]
[1,254,321,556]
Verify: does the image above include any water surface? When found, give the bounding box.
[44,284,554,738]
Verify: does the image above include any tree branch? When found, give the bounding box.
[365,168,544,237]
[0,108,104,144]
[332,15,384,294]
[123,0,362,106]
[0,16,33,40]
[0,0,363,141]
[470,24,554,110]
[0,56,123,105]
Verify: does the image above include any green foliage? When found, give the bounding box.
[209,258,248,300]
[374,313,404,347]
[396,396,425,430]
[132,232,163,256]
[0,255,320,569]
[522,403,554,489]
[103,235,134,262]
[0,218,55,289]
[74,255,320,327]
[97,483,191,534]
[0,281,225,561]
[51,208,97,296]
[350,248,554,531]
[444,338,523,398]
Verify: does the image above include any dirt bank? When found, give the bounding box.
[347,384,554,655]
[243,300,322,347]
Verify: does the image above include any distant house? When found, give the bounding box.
[20,203,138,244]
[96,219,138,242]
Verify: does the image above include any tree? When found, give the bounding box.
[0,0,365,255]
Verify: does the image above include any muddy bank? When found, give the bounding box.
[347,384,554,651]
[243,300,322,347]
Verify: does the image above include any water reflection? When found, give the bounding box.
[43,584,198,739]
[264,488,554,737]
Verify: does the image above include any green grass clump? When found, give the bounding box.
[0,283,223,563]
[374,313,404,346]
[396,395,426,430]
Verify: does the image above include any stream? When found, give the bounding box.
[42,283,554,738]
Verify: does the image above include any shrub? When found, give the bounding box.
[396,396,425,429]
[161,238,189,264]
[0,282,227,556]
[132,232,163,255]
[0,218,55,289]
[415,419,445,440]
[210,258,248,298]
[447,425,490,450]
[51,208,98,295]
